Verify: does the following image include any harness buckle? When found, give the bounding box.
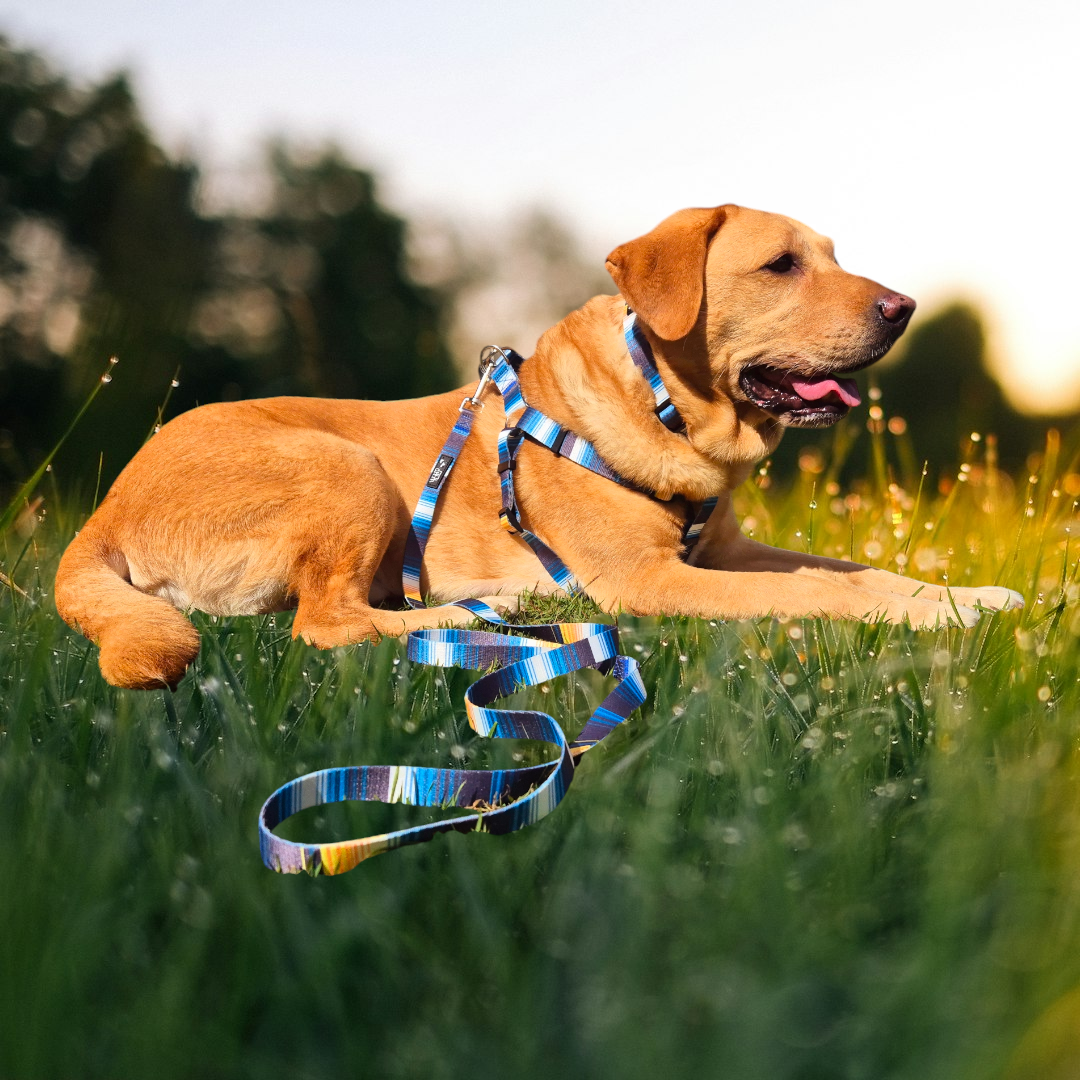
[551,427,569,455]
[656,403,687,434]
[499,506,523,533]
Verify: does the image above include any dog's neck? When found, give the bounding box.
[517,295,782,502]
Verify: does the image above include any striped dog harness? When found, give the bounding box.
[259,310,716,875]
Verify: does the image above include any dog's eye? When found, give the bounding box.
[763,253,796,274]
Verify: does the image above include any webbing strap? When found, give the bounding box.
[259,328,714,875]
[258,621,645,875]
[401,398,507,623]
[496,424,582,594]
[515,406,627,487]
[623,308,686,433]
[684,494,719,551]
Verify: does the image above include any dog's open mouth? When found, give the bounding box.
[739,366,862,427]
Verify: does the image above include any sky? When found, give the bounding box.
[4,0,1079,413]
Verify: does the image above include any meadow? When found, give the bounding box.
[2,418,1080,1080]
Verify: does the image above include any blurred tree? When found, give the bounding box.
[410,207,614,377]
[186,143,455,406]
[0,36,215,483]
[874,302,1046,470]
[3,32,1069,498]
[0,36,458,493]
[770,301,1070,484]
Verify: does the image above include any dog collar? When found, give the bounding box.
[623,307,687,433]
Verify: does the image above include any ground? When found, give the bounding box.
[3,429,1080,1079]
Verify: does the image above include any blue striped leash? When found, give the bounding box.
[259,313,714,875]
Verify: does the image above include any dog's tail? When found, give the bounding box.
[54,522,200,690]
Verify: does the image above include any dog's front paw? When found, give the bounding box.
[913,603,982,630]
[875,597,982,630]
[966,586,1025,612]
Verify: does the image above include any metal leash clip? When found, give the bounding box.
[461,346,506,411]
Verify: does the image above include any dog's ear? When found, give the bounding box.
[605,206,728,341]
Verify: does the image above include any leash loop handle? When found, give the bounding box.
[258,620,645,875]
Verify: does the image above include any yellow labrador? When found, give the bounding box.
[55,204,1022,688]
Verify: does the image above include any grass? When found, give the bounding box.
[3,421,1080,1079]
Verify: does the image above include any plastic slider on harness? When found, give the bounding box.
[497,425,523,475]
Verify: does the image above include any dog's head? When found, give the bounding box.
[606,205,914,429]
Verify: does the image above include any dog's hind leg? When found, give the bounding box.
[293,591,481,647]
[285,439,483,647]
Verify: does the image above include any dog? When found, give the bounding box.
[54,204,1023,690]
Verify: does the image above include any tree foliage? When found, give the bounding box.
[768,302,1068,483]
[873,302,1051,470]
[0,33,1067,495]
[0,36,457,489]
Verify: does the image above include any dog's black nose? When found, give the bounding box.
[878,293,916,326]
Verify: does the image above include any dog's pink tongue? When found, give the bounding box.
[788,374,861,408]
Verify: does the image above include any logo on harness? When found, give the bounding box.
[426,454,454,489]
